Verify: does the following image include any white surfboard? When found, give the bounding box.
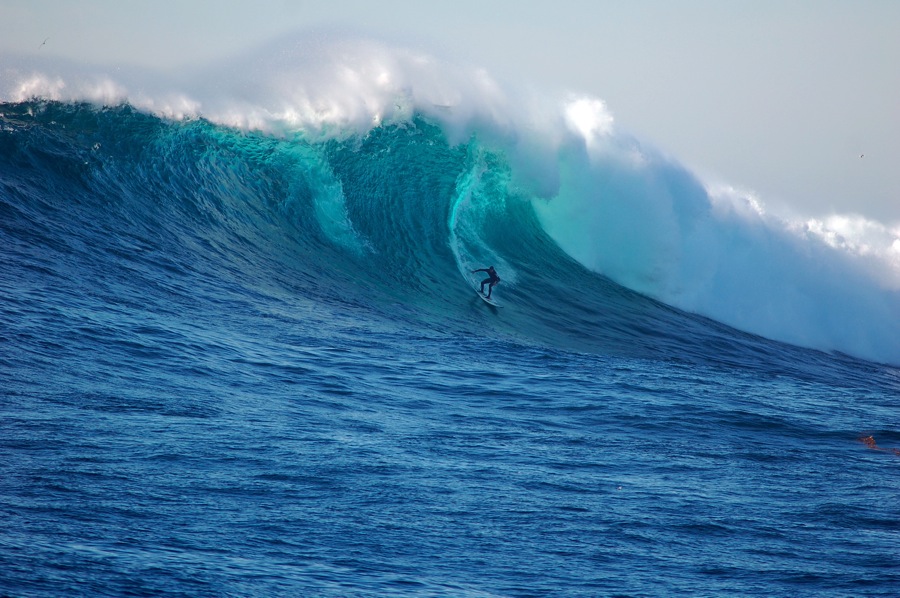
[473,285,502,308]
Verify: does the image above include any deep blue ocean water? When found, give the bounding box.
[2,98,899,597]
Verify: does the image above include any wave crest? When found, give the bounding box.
[3,35,899,364]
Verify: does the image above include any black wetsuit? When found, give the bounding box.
[474,267,500,298]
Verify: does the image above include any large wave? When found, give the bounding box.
[2,35,898,365]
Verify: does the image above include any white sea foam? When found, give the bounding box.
[535,127,900,364]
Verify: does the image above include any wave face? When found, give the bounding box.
[2,37,897,365]
[0,98,898,371]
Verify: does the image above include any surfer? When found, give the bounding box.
[472,266,500,299]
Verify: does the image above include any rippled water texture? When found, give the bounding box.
[2,102,898,596]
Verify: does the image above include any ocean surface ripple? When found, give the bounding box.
[2,97,898,597]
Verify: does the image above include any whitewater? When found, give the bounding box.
[2,36,898,596]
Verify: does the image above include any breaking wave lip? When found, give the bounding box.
[2,33,899,366]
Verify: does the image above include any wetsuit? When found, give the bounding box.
[474,267,501,298]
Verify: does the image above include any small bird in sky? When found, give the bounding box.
[39,37,49,50]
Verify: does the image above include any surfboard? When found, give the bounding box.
[474,285,502,308]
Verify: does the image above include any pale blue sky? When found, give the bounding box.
[3,0,898,222]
